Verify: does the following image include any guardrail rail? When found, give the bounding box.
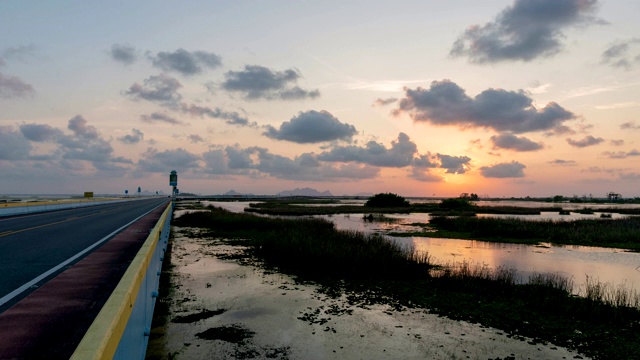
[70,201,173,360]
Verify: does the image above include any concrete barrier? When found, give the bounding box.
[0,198,133,217]
[70,202,173,360]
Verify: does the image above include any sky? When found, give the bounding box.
[1,0,639,198]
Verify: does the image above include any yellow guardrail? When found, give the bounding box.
[0,198,120,208]
[70,202,171,360]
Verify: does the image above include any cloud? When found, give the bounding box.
[318,132,417,167]
[203,146,379,181]
[140,112,184,125]
[20,123,63,142]
[0,126,32,160]
[221,65,320,100]
[2,44,37,62]
[395,80,575,133]
[125,74,182,107]
[490,133,543,151]
[68,115,99,139]
[566,135,604,147]
[610,139,624,146]
[619,172,640,181]
[602,149,640,159]
[58,116,115,163]
[621,121,640,130]
[138,147,201,172]
[188,134,204,143]
[180,103,255,127]
[110,44,137,65]
[409,167,443,182]
[601,38,640,69]
[264,110,357,143]
[480,161,526,178]
[150,48,222,76]
[549,159,576,166]
[119,128,144,144]
[0,72,35,98]
[373,97,398,107]
[451,0,602,63]
[436,154,471,174]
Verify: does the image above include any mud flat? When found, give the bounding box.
[146,226,587,360]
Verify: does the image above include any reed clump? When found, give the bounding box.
[429,215,640,250]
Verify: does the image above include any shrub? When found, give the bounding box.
[365,193,410,208]
[439,197,475,210]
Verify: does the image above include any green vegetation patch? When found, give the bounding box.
[429,215,640,251]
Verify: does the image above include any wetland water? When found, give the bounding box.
[207,201,640,294]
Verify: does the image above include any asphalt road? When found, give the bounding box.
[0,197,169,312]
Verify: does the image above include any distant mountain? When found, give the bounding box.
[276,187,333,197]
[223,190,255,196]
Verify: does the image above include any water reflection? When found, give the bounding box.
[204,201,640,293]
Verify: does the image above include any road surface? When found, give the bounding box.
[0,197,169,312]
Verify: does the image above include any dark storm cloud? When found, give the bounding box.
[451,0,602,63]
[138,147,201,172]
[479,161,526,178]
[20,123,63,142]
[118,128,144,144]
[221,65,320,101]
[110,44,137,65]
[0,72,35,98]
[373,97,398,107]
[140,112,184,125]
[264,110,357,143]
[566,135,604,148]
[180,103,255,127]
[602,149,640,159]
[601,38,640,69]
[436,154,471,174]
[150,48,222,76]
[621,121,640,130]
[395,80,576,134]
[125,74,182,107]
[0,126,32,160]
[490,133,543,151]
[318,132,417,167]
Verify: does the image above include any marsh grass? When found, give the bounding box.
[172,205,640,359]
[429,215,640,250]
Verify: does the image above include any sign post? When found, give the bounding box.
[169,170,178,200]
